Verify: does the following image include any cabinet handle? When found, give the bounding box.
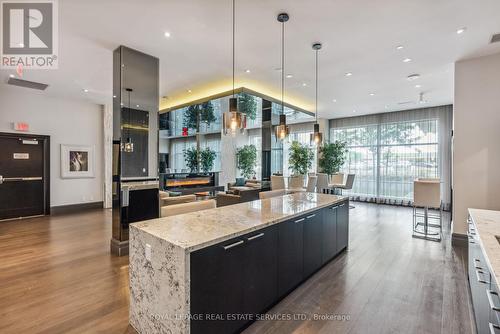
[223,240,244,250]
[487,290,500,312]
[247,233,264,241]
[294,218,305,223]
[489,323,500,334]
[306,214,316,219]
[476,269,489,284]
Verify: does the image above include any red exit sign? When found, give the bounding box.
[13,122,29,132]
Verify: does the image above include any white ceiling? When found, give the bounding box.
[2,0,500,119]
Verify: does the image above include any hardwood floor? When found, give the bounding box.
[0,203,473,334]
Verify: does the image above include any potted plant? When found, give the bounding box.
[200,147,216,173]
[318,140,348,175]
[183,104,199,131]
[236,144,257,179]
[238,92,257,120]
[288,141,314,176]
[183,147,199,172]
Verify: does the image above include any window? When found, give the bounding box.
[170,138,196,171]
[330,105,452,207]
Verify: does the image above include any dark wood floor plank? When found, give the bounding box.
[0,203,473,334]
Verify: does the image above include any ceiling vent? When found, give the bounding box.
[491,33,500,44]
[7,78,48,90]
[398,101,414,105]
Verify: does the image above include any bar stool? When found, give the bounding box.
[412,179,442,242]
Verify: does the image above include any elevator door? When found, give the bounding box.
[0,134,49,220]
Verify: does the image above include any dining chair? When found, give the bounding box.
[288,175,306,192]
[412,179,442,242]
[259,189,286,199]
[271,175,286,190]
[306,175,318,192]
[316,173,330,194]
[161,199,216,217]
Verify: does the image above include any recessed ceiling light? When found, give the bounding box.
[415,84,421,88]
[187,89,192,93]
[407,74,420,81]
[352,110,357,113]
[302,83,307,87]
[332,99,337,103]
[9,74,15,78]
[396,45,404,50]
[164,31,171,38]
[456,27,467,35]
[83,89,89,93]
[369,93,375,96]
[345,72,353,77]
[136,104,140,108]
[286,74,293,78]
[113,95,117,98]
[245,69,251,73]
[403,58,412,63]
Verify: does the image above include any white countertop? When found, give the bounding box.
[130,192,346,253]
[469,208,500,286]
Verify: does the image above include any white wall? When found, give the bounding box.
[453,51,500,235]
[0,86,104,207]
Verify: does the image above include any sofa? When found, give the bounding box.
[216,187,260,207]
[159,191,196,206]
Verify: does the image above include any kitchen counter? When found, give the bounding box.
[468,208,500,287]
[129,192,348,334]
[130,192,345,252]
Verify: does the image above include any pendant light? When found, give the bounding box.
[310,42,323,145]
[275,13,289,141]
[123,88,134,153]
[223,0,246,135]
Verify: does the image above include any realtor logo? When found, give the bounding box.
[1,0,58,69]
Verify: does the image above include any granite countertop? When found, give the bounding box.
[469,208,500,286]
[121,180,159,191]
[131,192,346,253]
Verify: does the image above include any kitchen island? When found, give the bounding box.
[129,192,349,334]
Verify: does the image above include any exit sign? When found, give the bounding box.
[13,122,29,132]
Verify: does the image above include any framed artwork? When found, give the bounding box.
[61,144,95,178]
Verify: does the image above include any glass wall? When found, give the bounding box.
[330,105,452,207]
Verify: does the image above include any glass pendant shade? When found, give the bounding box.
[123,138,134,153]
[275,114,289,141]
[223,97,246,135]
[122,88,134,152]
[310,123,323,145]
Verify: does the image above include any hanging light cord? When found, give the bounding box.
[232,0,235,97]
[281,19,285,114]
[315,48,318,123]
[128,90,131,140]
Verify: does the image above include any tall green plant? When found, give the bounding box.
[238,93,257,120]
[288,141,314,175]
[318,141,348,175]
[200,101,217,125]
[236,144,257,179]
[183,105,199,130]
[200,147,216,173]
[183,101,217,130]
[183,147,199,172]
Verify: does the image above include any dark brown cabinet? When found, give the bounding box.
[191,199,349,334]
[303,211,323,278]
[278,216,304,297]
[243,227,278,317]
[322,206,337,264]
[336,202,349,252]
